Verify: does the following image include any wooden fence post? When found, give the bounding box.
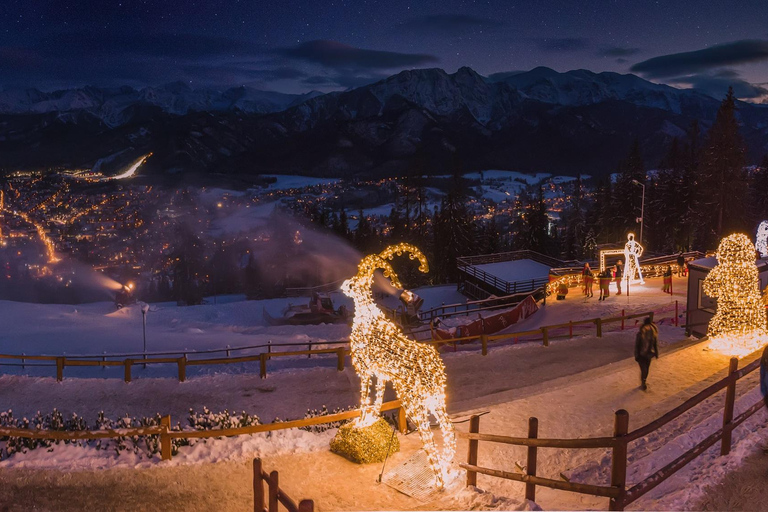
[466,415,480,487]
[569,321,573,339]
[298,500,314,512]
[541,327,549,347]
[56,357,64,382]
[260,353,268,379]
[336,347,345,371]
[648,312,654,323]
[268,470,279,512]
[525,417,539,502]
[596,318,602,338]
[721,357,739,456]
[254,458,264,512]
[177,356,186,382]
[480,335,488,355]
[398,405,407,434]
[160,415,172,461]
[621,310,625,330]
[609,409,629,511]
[124,359,132,383]
[675,301,679,327]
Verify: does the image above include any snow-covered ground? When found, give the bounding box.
[0,275,763,511]
[474,259,552,284]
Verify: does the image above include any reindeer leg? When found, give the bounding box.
[430,402,456,482]
[357,372,374,426]
[410,401,445,489]
[372,375,386,413]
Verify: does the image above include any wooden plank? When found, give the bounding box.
[466,415,480,487]
[170,400,402,439]
[0,426,164,439]
[459,463,620,498]
[609,410,629,511]
[625,428,723,505]
[298,500,314,512]
[160,415,172,461]
[277,490,299,512]
[254,458,265,512]
[721,358,738,455]
[525,417,538,501]
[268,471,279,512]
[459,431,615,449]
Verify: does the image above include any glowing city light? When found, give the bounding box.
[704,233,767,357]
[341,243,455,488]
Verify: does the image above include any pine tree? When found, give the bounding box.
[563,177,586,259]
[432,174,474,282]
[699,87,749,246]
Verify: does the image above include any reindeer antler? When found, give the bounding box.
[350,243,429,291]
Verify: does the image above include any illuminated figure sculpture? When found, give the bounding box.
[703,233,767,357]
[623,233,644,284]
[340,243,455,488]
[756,221,768,258]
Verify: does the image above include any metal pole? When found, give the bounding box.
[639,184,645,246]
[142,310,147,368]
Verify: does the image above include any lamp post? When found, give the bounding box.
[141,302,150,366]
[631,179,645,245]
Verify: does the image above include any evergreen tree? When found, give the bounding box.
[699,87,749,246]
[432,174,474,282]
[563,177,586,259]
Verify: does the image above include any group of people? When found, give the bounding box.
[581,261,624,301]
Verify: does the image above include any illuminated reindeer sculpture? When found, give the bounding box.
[341,243,456,488]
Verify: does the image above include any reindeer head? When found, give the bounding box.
[341,243,429,303]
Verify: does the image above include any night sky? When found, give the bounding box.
[2,0,768,99]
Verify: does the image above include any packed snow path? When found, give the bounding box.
[2,328,765,510]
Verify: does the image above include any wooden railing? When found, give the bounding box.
[0,400,406,463]
[0,308,674,381]
[457,250,565,269]
[461,355,765,510]
[254,458,314,512]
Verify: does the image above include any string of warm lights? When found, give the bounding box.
[756,221,768,258]
[341,243,455,488]
[704,233,767,357]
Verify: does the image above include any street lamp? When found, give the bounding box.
[631,179,645,245]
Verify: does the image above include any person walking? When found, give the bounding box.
[635,317,659,390]
[599,269,611,301]
[615,260,623,295]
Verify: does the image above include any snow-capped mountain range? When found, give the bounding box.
[0,82,322,127]
[1,67,767,176]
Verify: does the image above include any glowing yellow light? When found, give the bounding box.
[340,243,455,488]
[624,233,644,284]
[704,233,767,357]
[756,221,768,258]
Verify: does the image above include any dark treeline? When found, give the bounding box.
[302,87,768,287]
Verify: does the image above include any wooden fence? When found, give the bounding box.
[461,355,765,510]
[0,399,406,463]
[0,308,673,381]
[254,458,314,512]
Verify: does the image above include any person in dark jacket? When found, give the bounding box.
[615,260,623,295]
[761,345,768,408]
[677,252,685,276]
[635,317,659,390]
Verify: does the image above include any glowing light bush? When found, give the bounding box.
[340,243,455,488]
[703,233,767,357]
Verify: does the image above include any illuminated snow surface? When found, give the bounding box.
[0,276,765,511]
